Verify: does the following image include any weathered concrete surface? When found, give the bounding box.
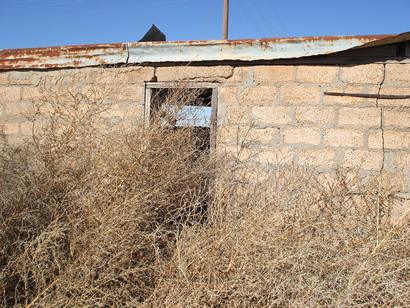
[1,62,409,208]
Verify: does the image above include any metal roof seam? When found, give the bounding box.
[126,42,130,65]
[0,32,408,70]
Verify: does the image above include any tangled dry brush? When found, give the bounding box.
[0,85,409,307]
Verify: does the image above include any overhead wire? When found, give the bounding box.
[237,0,260,34]
[69,0,196,17]
[1,0,194,13]
[264,0,290,37]
[2,0,86,11]
[0,0,38,7]
[249,0,277,36]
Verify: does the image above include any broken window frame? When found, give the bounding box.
[144,82,218,151]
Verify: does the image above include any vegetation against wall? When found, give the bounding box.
[0,85,409,307]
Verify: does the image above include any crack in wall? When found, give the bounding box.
[125,43,130,65]
[175,66,236,82]
[226,66,235,80]
[379,108,386,174]
[375,63,387,245]
[376,63,386,174]
[152,67,158,82]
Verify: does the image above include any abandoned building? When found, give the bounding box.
[0,31,409,206]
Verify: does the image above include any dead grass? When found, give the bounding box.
[0,84,409,307]
[148,167,409,307]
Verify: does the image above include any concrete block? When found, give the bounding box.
[339,64,384,84]
[383,131,410,150]
[219,86,239,104]
[8,71,42,86]
[252,106,293,125]
[156,66,233,82]
[283,127,321,145]
[281,84,321,104]
[256,147,294,164]
[383,108,410,128]
[338,107,381,127]
[296,66,338,83]
[3,122,20,135]
[379,87,410,107]
[295,106,335,126]
[221,126,280,145]
[0,86,20,101]
[298,148,336,167]
[324,128,363,147]
[241,85,277,104]
[21,87,42,101]
[253,65,294,82]
[342,149,383,171]
[224,105,251,125]
[385,63,410,85]
[368,130,384,149]
[323,84,377,106]
[0,72,8,85]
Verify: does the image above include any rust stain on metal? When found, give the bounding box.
[131,34,392,46]
[168,34,393,47]
[0,43,127,70]
[0,33,406,70]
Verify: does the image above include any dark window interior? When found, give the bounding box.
[151,88,212,108]
[150,87,214,151]
[396,43,406,57]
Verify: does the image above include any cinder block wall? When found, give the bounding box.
[0,63,409,196]
[217,63,410,197]
[0,66,154,145]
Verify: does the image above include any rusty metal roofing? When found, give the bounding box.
[0,43,128,70]
[0,32,408,70]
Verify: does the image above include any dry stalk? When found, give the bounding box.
[0,77,408,307]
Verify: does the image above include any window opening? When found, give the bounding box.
[145,85,217,152]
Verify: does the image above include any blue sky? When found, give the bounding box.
[1,0,409,49]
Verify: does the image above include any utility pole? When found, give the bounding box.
[223,0,229,40]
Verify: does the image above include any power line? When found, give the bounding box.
[2,0,193,13]
[264,0,289,37]
[71,0,195,17]
[0,0,36,7]
[249,0,276,35]
[3,0,85,11]
[237,0,264,35]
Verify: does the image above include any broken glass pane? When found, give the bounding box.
[162,104,212,128]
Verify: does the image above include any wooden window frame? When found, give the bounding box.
[144,82,218,150]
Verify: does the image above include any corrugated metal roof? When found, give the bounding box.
[0,32,408,70]
[0,43,128,70]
